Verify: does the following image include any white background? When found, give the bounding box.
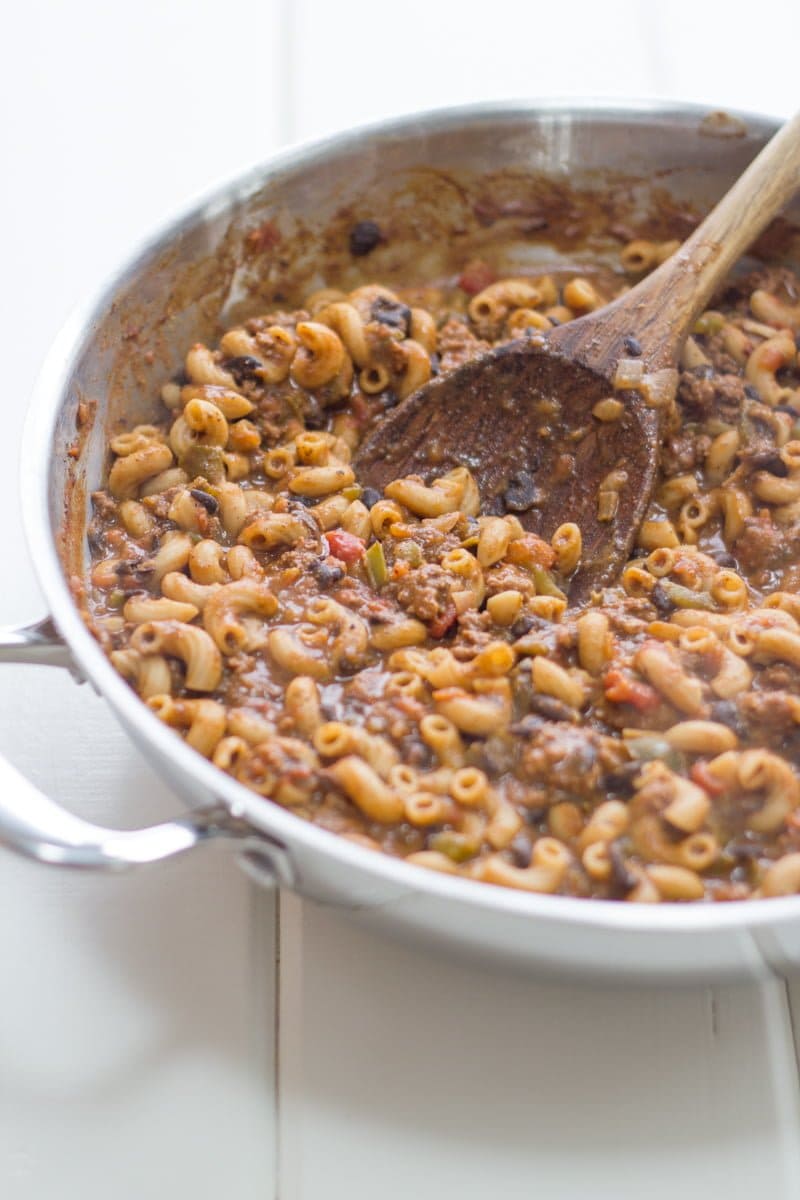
[3,2,800,1196]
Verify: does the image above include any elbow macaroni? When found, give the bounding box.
[86,261,800,904]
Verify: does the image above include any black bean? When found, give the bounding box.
[511,615,536,638]
[547,315,561,327]
[527,694,579,723]
[603,761,640,796]
[710,550,738,568]
[190,488,220,514]
[623,334,642,356]
[775,404,800,416]
[524,805,548,826]
[360,487,382,510]
[370,296,411,332]
[113,546,147,574]
[710,699,744,734]
[503,469,541,512]
[748,449,788,476]
[303,398,327,429]
[429,352,441,376]
[762,451,786,475]
[608,842,638,891]
[482,494,507,516]
[510,715,544,736]
[725,839,763,861]
[690,364,714,380]
[223,354,262,383]
[744,384,761,401]
[651,582,674,614]
[311,560,345,588]
[349,220,383,257]
[509,833,533,869]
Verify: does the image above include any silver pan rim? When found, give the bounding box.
[22,96,800,935]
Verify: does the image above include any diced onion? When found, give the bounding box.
[642,368,679,409]
[613,358,645,390]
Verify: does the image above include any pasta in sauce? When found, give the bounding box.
[82,245,800,903]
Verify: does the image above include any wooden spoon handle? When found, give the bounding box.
[554,110,800,370]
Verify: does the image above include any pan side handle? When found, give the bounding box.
[0,616,293,882]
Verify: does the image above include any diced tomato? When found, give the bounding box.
[689,760,726,797]
[603,668,661,713]
[506,534,557,570]
[428,602,458,639]
[326,530,365,564]
[457,259,496,296]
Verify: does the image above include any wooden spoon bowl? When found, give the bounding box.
[355,340,659,602]
[355,110,800,598]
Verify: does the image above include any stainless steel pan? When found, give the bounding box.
[4,99,800,983]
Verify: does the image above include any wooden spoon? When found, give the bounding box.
[355,112,800,602]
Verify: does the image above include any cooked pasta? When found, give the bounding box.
[83,256,800,903]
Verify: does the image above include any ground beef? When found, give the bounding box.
[451,608,496,658]
[388,562,457,623]
[385,523,464,565]
[90,489,118,520]
[437,317,490,373]
[247,309,309,334]
[754,665,800,693]
[521,724,625,800]
[276,537,327,576]
[237,736,316,803]
[733,512,787,573]
[336,584,398,624]
[596,593,654,634]
[660,431,711,476]
[700,334,742,376]
[484,562,537,597]
[678,370,747,422]
[720,266,800,309]
[223,664,285,712]
[363,321,409,374]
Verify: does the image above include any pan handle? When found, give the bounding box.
[0,615,78,671]
[0,616,294,882]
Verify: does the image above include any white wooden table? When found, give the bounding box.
[3,4,800,1196]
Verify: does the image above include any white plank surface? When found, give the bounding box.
[0,3,284,1197]
[279,7,800,1198]
[279,896,800,1200]
[4,2,800,1197]
[287,1,798,143]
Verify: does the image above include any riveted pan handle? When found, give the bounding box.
[0,615,78,671]
[0,616,294,881]
[0,752,234,868]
